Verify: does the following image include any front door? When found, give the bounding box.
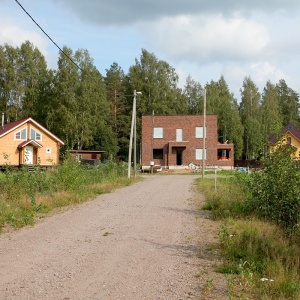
[24,146,34,164]
[176,150,182,165]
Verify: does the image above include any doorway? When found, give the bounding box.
[176,150,182,165]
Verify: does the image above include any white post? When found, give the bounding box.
[128,90,137,178]
[134,95,137,177]
[202,88,206,179]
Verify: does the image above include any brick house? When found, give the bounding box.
[141,114,234,169]
[0,116,64,167]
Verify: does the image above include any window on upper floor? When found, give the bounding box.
[196,126,206,138]
[287,137,292,144]
[15,128,27,140]
[30,128,42,141]
[176,129,183,142]
[153,127,163,138]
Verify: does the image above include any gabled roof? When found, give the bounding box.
[18,139,43,148]
[0,117,64,145]
[268,123,300,144]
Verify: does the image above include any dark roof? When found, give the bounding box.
[0,117,64,145]
[268,123,300,144]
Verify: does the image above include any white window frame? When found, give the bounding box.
[30,128,42,141]
[153,127,163,138]
[196,126,206,138]
[176,129,183,142]
[196,148,207,160]
[15,128,27,140]
[46,148,52,154]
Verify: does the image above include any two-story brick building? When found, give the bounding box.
[141,114,234,169]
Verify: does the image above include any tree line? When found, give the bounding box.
[0,41,299,161]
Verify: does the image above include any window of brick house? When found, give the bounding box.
[176,129,183,141]
[196,148,206,160]
[153,127,163,138]
[153,149,163,159]
[196,126,206,138]
[287,137,292,144]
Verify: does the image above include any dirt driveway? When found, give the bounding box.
[0,175,228,299]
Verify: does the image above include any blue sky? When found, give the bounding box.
[1,0,300,101]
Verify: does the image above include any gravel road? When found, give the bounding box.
[0,175,228,300]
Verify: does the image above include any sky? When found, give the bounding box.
[1,0,300,102]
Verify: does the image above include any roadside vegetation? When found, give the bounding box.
[0,158,133,232]
[197,145,300,299]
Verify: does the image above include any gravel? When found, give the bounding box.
[0,175,228,299]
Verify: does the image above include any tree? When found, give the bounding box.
[205,76,244,159]
[276,79,300,127]
[105,62,130,160]
[47,47,117,155]
[0,44,22,121]
[18,41,49,119]
[183,75,204,114]
[239,77,262,159]
[260,81,283,152]
[128,49,185,117]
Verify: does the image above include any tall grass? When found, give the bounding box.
[0,159,132,231]
[197,173,300,299]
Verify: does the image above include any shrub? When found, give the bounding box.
[248,144,300,231]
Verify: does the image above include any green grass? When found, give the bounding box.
[196,173,300,299]
[0,159,137,232]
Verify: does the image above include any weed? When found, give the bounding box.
[197,171,300,299]
[0,160,134,232]
[103,232,113,236]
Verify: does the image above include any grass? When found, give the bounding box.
[196,173,300,299]
[0,159,137,232]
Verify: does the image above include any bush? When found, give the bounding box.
[248,145,300,231]
[0,159,129,231]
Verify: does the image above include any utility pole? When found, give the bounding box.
[128,90,142,178]
[202,88,206,179]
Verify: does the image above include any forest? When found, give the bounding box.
[0,41,299,161]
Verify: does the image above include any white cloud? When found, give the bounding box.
[0,16,47,51]
[143,14,270,63]
[251,62,285,85]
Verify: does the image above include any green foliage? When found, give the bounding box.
[218,220,300,299]
[0,159,129,231]
[199,173,251,219]
[248,144,300,231]
[239,76,263,159]
[197,171,300,299]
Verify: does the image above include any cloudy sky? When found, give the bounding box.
[1,0,300,101]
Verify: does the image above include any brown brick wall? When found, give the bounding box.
[142,114,234,168]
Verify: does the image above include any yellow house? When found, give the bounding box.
[0,117,64,167]
[268,123,300,157]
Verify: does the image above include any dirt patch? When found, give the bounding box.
[0,175,228,299]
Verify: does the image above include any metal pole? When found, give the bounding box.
[202,88,206,179]
[128,90,136,178]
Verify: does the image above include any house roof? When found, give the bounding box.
[0,117,64,145]
[268,123,300,144]
[18,139,43,148]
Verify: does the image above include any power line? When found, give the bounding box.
[15,0,85,74]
